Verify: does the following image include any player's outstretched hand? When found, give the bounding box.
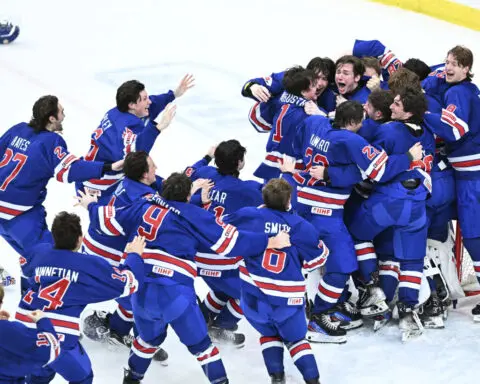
[174,74,195,98]
[309,165,325,180]
[251,84,271,103]
[207,145,217,158]
[74,188,98,209]
[112,159,124,172]
[26,310,45,323]
[408,142,424,161]
[125,236,146,255]
[156,103,177,132]
[191,178,209,196]
[336,95,347,107]
[0,310,10,320]
[366,76,381,91]
[304,101,326,116]
[278,154,296,174]
[200,179,214,204]
[268,231,291,249]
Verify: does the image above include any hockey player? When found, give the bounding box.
[0,95,123,292]
[282,100,424,343]
[254,66,319,182]
[78,74,194,203]
[242,57,336,133]
[80,151,167,362]
[334,55,370,105]
[15,212,146,383]
[0,287,61,383]
[223,178,328,384]
[347,87,435,340]
[0,20,19,44]
[422,46,480,321]
[79,173,290,384]
[187,140,264,346]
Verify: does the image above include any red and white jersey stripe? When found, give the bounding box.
[98,206,125,236]
[210,224,239,256]
[303,242,329,272]
[288,340,313,363]
[132,337,158,359]
[194,252,242,271]
[204,291,227,314]
[441,108,469,140]
[249,102,272,133]
[115,304,134,322]
[317,278,343,304]
[364,150,388,181]
[448,153,480,172]
[54,154,78,183]
[82,173,124,191]
[82,232,123,266]
[262,151,304,170]
[297,186,350,210]
[259,335,283,351]
[16,308,81,337]
[196,345,221,366]
[378,260,400,280]
[398,270,422,290]
[226,298,243,319]
[354,242,376,262]
[0,199,33,220]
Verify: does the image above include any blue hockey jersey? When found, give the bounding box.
[0,317,61,381]
[223,206,329,307]
[287,115,413,218]
[16,244,144,347]
[78,91,175,199]
[0,123,105,221]
[87,195,273,288]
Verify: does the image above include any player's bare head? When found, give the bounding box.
[361,57,381,78]
[404,58,430,81]
[116,80,150,117]
[52,212,83,251]
[161,173,192,202]
[446,45,474,82]
[388,68,421,95]
[0,284,4,309]
[391,87,427,124]
[307,57,335,89]
[262,178,292,212]
[335,56,364,95]
[29,95,63,133]
[283,66,318,100]
[214,140,246,177]
[366,89,394,122]
[124,151,152,182]
[334,101,364,131]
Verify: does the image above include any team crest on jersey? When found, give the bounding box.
[446,104,457,113]
[263,76,272,86]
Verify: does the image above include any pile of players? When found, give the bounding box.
[0,35,479,384]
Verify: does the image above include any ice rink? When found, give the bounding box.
[1,0,480,382]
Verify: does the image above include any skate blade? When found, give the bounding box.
[373,318,391,332]
[339,319,364,331]
[360,302,389,318]
[422,316,445,329]
[401,330,423,342]
[306,331,347,344]
[473,314,480,323]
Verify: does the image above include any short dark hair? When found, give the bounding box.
[335,55,365,78]
[262,178,292,211]
[116,80,146,112]
[29,95,59,132]
[124,151,149,181]
[368,89,394,121]
[448,45,474,80]
[388,68,421,94]
[307,57,336,84]
[361,57,381,77]
[397,86,428,124]
[333,101,364,128]
[52,212,82,250]
[282,66,316,96]
[404,58,431,81]
[161,173,192,202]
[214,140,246,177]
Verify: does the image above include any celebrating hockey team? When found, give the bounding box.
[1,12,480,384]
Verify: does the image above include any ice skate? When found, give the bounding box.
[357,284,389,318]
[330,301,363,330]
[208,325,245,348]
[0,21,20,44]
[307,312,347,344]
[397,302,424,342]
[123,368,141,384]
[270,372,286,384]
[471,303,480,322]
[0,267,16,287]
[419,294,445,329]
[373,310,392,332]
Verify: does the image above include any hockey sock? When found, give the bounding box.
[200,290,229,324]
[354,241,377,283]
[378,258,400,303]
[128,335,166,377]
[398,259,424,307]
[213,298,243,329]
[108,304,134,336]
[259,335,284,376]
[463,237,480,284]
[312,273,349,313]
[188,337,228,384]
[286,339,319,381]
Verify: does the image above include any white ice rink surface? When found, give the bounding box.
[1,0,480,382]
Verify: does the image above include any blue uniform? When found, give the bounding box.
[15,244,143,384]
[77,91,175,203]
[224,206,327,382]
[0,317,60,383]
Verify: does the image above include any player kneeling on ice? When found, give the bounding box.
[223,178,329,384]
[15,213,146,384]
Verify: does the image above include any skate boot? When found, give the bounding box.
[270,372,286,384]
[123,368,142,384]
[307,312,347,344]
[357,284,389,318]
[397,302,424,342]
[471,303,480,322]
[0,21,20,44]
[208,325,245,348]
[152,347,169,365]
[305,379,321,384]
[373,310,392,332]
[0,267,16,287]
[330,301,363,330]
[419,293,445,329]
